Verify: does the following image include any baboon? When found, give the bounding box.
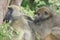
[4,5,35,40]
[33,6,60,40]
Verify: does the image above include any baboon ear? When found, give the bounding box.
[8,7,13,12]
[49,11,53,17]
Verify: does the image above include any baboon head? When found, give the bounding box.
[8,5,22,20]
[34,6,53,24]
[3,5,22,23]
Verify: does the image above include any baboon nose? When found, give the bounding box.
[33,17,40,24]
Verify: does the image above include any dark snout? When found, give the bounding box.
[3,8,13,23]
[33,15,41,24]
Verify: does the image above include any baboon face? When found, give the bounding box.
[34,7,53,24]
[8,5,22,20]
[3,5,22,23]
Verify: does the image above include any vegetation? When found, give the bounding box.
[21,0,60,17]
[0,0,60,40]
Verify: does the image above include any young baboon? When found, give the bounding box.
[4,5,35,40]
[33,6,60,40]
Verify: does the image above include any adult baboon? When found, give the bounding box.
[3,5,35,40]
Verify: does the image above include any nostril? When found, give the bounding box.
[34,17,40,24]
[45,11,48,15]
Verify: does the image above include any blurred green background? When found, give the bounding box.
[21,0,60,17]
[0,0,60,40]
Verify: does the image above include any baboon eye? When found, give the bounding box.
[45,11,48,15]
